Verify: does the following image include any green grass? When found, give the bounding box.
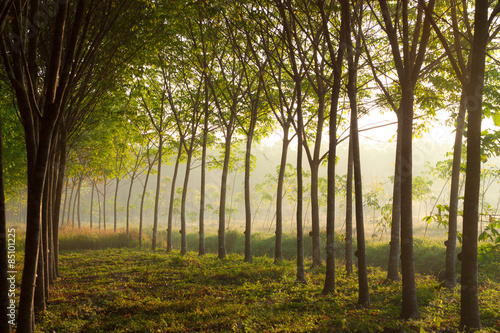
[32,246,500,333]
[6,226,497,332]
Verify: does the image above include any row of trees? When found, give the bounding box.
[1,0,500,332]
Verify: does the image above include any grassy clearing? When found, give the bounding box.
[33,246,500,333]
[7,226,498,332]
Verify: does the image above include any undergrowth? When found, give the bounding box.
[33,248,500,332]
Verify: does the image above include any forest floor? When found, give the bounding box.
[33,244,500,332]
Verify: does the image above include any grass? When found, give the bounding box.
[34,248,500,332]
[8,226,499,332]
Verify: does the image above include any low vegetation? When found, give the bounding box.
[18,228,498,332]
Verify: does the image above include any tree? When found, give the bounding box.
[166,53,204,255]
[319,0,348,293]
[345,0,370,306]
[458,0,495,329]
[1,1,144,329]
[373,0,436,318]
[276,0,308,283]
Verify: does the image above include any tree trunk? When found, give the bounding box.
[140,158,154,248]
[18,123,57,332]
[152,137,163,251]
[34,240,45,314]
[126,171,137,236]
[41,168,50,298]
[275,125,290,264]
[180,149,194,255]
[445,91,466,288]
[345,137,353,276]
[103,177,107,231]
[199,96,209,256]
[347,35,370,306]
[321,0,347,294]
[387,116,402,281]
[295,95,305,283]
[114,177,120,233]
[218,116,235,260]
[309,161,321,268]
[244,127,255,263]
[90,180,94,230]
[97,183,102,230]
[76,175,82,229]
[167,142,182,252]
[52,131,66,279]
[306,91,326,269]
[60,178,68,227]
[66,179,75,226]
[460,1,488,330]
[399,86,418,319]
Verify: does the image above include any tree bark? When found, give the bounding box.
[114,177,121,233]
[76,175,82,229]
[244,119,256,263]
[199,89,209,256]
[218,113,236,259]
[445,91,466,288]
[387,117,402,281]
[345,137,353,276]
[320,0,348,294]
[180,147,194,255]
[167,143,182,252]
[139,151,156,248]
[399,86,418,319]
[275,125,290,264]
[346,23,370,305]
[460,1,489,330]
[152,136,163,251]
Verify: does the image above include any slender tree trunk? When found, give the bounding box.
[167,142,183,252]
[309,162,321,268]
[345,137,353,276]
[76,175,82,229]
[114,177,120,233]
[140,159,154,248]
[445,91,466,288]
[72,181,78,228]
[42,166,50,294]
[152,137,163,251]
[244,127,255,263]
[126,172,137,236]
[97,184,102,230]
[347,33,370,305]
[52,132,66,279]
[460,1,488,329]
[34,240,45,314]
[218,118,235,259]
[399,86,418,319]
[387,118,402,281]
[307,92,326,269]
[180,149,194,255]
[103,177,107,231]
[295,84,306,283]
[199,98,208,256]
[275,126,290,264]
[66,179,75,226]
[321,0,347,294]
[61,178,68,227]
[90,180,94,230]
